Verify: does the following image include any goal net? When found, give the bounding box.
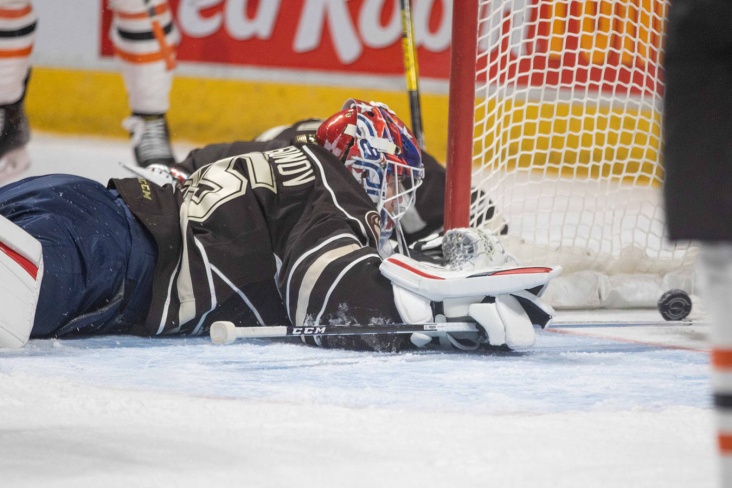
[445,0,697,309]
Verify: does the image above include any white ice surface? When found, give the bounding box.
[0,134,716,487]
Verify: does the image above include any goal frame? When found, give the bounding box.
[442,0,697,310]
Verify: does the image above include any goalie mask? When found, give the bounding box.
[316,99,424,245]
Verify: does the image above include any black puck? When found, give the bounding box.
[657,289,692,321]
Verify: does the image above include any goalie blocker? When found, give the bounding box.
[381,254,560,350]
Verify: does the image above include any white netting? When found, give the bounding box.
[468,0,697,308]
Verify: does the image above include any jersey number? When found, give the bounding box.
[184,157,250,222]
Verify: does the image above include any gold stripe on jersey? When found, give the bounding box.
[285,233,361,316]
[295,243,361,326]
[313,252,380,324]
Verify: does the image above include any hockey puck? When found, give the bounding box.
[657,289,692,321]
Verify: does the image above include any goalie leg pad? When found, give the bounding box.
[0,214,43,348]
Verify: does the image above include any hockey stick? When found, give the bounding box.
[144,0,176,70]
[210,317,704,345]
[550,319,701,328]
[400,0,425,150]
[210,320,481,345]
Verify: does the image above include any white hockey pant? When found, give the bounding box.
[0,1,35,104]
[109,0,179,114]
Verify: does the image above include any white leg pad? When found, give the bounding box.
[0,214,43,348]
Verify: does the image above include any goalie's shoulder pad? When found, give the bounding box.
[0,214,43,348]
[380,253,561,302]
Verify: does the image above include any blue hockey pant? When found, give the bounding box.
[0,175,156,337]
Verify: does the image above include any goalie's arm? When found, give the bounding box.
[213,251,558,351]
[278,241,413,352]
[279,241,404,328]
[276,229,558,351]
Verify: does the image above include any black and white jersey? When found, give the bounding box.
[179,119,450,244]
[111,143,402,337]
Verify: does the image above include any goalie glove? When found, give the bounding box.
[380,253,560,350]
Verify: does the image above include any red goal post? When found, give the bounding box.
[445,0,478,230]
[444,0,697,309]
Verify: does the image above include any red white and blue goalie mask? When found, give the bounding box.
[316,99,424,242]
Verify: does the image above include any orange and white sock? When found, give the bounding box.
[109,0,179,115]
[700,244,732,484]
[0,0,34,105]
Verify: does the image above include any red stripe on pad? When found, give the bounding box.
[0,241,38,280]
[387,258,445,280]
[490,267,553,276]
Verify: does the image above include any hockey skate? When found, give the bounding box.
[0,98,31,183]
[123,113,176,168]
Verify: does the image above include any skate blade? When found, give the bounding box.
[0,147,30,184]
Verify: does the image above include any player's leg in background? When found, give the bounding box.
[698,243,732,484]
[109,0,179,168]
[0,0,34,182]
[0,174,156,339]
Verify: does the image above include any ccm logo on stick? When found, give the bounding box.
[292,327,326,334]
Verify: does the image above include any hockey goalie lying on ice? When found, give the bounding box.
[0,99,560,352]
